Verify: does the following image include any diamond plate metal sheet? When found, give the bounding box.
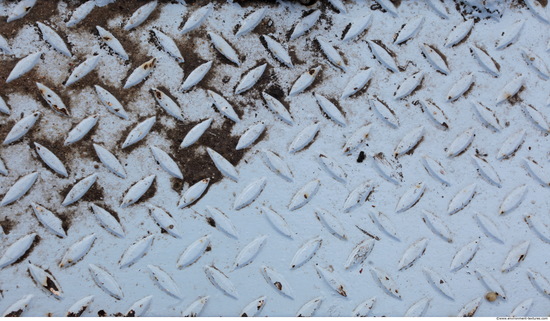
[1,0,550,317]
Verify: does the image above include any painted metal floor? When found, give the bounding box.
[1,0,550,317]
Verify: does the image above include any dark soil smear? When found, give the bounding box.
[176,41,210,90]
[163,120,245,186]
[461,81,475,99]
[300,66,324,94]
[116,115,160,154]
[507,85,525,105]
[404,137,424,157]
[92,203,120,223]
[340,23,352,40]
[60,178,105,210]
[452,27,474,47]
[391,0,402,7]
[137,180,157,203]
[231,0,317,6]
[66,1,159,33]
[0,119,17,145]
[0,217,15,235]
[236,59,280,101]
[13,235,40,266]
[371,40,399,71]
[261,83,293,121]
[28,137,68,175]
[28,121,97,169]
[258,35,301,68]
[93,83,135,115]
[315,94,346,122]
[264,83,285,101]
[66,305,88,317]
[66,0,153,65]
[393,23,406,44]
[206,216,216,227]
[0,56,45,97]
[0,1,59,39]
[428,45,448,68]
[251,16,276,36]
[5,309,23,317]
[207,33,244,67]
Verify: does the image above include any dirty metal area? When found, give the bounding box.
[1,0,550,317]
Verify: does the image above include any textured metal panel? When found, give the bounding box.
[1,0,550,317]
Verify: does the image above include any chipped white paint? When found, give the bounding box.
[94,85,129,119]
[97,26,128,60]
[151,88,184,121]
[6,0,36,23]
[124,58,157,89]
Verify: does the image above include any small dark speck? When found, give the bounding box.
[357,151,366,163]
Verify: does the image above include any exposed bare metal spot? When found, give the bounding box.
[485,291,498,302]
[144,58,156,70]
[337,285,347,297]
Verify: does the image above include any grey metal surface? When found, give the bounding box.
[1,0,550,317]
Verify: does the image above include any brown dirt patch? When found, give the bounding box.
[162,120,245,187]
